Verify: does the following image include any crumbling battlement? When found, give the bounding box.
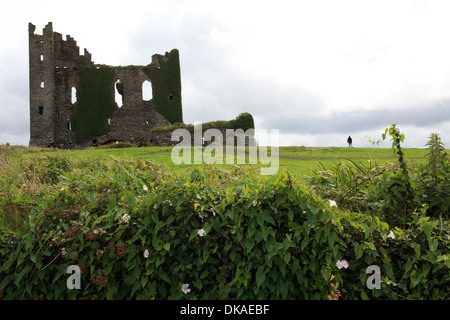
[29,22,182,148]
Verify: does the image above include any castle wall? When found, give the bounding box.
[29,22,57,147]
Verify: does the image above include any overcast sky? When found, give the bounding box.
[1,0,450,147]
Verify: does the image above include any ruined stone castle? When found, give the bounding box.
[28,22,182,148]
[28,22,255,148]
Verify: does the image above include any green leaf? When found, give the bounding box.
[300,237,309,251]
[131,280,141,297]
[423,221,432,241]
[361,291,369,300]
[140,275,149,288]
[263,211,276,226]
[354,242,363,259]
[257,212,264,227]
[69,251,79,261]
[106,282,118,299]
[321,267,330,281]
[255,266,265,287]
[200,270,209,279]
[403,259,413,277]
[85,192,96,204]
[152,235,161,250]
[284,251,291,264]
[279,281,288,299]
[429,238,438,252]
[158,270,170,283]
[14,265,32,287]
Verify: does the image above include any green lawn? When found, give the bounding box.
[2,144,434,182]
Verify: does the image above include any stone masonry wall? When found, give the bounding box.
[152,127,256,147]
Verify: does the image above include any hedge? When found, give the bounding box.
[0,155,449,300]
[152,112,255,133]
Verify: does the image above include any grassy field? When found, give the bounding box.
[1,144,433,182]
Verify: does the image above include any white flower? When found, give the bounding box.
[143,184,148,191]
[121,214,131,224]
[143,249,149,259]
[94,228,105,235]
[336,260,349,269]
[329,200,337,207]
[198,229,206,237]
[388,230,396,239]
[181,283,191,294]
[61,248,67,256]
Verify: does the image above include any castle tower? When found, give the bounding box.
[29,22,57,147]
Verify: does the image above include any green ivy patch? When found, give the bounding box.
[143,49,183,124]
[71,59,116,143]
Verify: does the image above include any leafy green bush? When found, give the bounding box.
[418,134,450,218]
[0,155,448,300]
[152,112,255,133]
[230,112,255,131]
[308,125,449,227]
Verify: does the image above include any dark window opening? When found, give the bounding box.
[38,106,44,115]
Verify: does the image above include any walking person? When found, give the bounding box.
[347,135,353,148]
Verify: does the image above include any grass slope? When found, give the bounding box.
[1,145,433,181]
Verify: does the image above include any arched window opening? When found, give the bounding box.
[71,87,77,104]
[115,80,123,108]
[142,80,152,101]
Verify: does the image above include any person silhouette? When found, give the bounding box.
[347,136,353,148]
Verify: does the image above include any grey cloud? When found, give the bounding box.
[264,99,450,135]
[0,48,29,137]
